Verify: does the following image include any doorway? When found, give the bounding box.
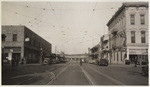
[129,55,138,64]
[12,53,21,66]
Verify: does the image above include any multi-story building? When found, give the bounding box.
[90,44,100,60]
[100,34,110,63]
[2,25,52,64]
[107,2,148,64]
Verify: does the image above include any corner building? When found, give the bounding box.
[107,2,148,64]
[2,25,52,64]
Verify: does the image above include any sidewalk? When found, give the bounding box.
[2,63,49,85]
[2,63,66,85]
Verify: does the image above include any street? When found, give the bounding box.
[2,60,148,85]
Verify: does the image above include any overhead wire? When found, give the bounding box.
[49,2,61,27]
[87,2,97,29]
[3,3,59,28]
[4,2,52,11]
[3,2,115,52]
[3,2,119,11]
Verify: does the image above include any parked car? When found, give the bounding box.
[43,58,51,65]
[93,59,98,65]
[88,60,93,64]
[125,60,130,65]
[99,59,108,66]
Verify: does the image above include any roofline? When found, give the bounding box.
[106,2,149,27]
[2,25,52,45]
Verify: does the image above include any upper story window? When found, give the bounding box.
[131,31,135,43]
[141,31,146,43]
[140,14,145,25]
[13,34,17,41]
[130,14,135,25]
[2,34,6,41]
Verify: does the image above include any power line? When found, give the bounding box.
[4,2,52,11]
[49,2,61,27]
[3,4,58,28]
[87,2,97,29]
[3,2,119,11]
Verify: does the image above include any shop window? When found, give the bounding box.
[13,34,17,41]
[140,14,145,25]
[141,31,146,43]
[130,14,135,25]
[131,31,135,43]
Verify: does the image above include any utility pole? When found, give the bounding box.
[109,35,112,65]
[55,46,57,54]
[40,48,43,65]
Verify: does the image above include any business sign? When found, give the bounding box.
[3,47,21,53]
[25,38,30,41]
[129,49,148,55]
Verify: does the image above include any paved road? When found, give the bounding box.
[2,60,148,85]
[47,60,148,85]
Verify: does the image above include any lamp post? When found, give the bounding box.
[40,48,43,65]
[2,46,4,66]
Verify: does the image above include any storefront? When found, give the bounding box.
[2,47,21,66]
[129,49,148,64]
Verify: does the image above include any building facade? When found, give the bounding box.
[100,34,110,63]
[107,2,148,64]
[90,44,100,60]
[2,25,52,64]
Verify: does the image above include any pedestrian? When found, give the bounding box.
[135,57,137,67]
[11,58,14,67]
[16,57,19,66]
[20,58,24,65]
[80,59,82,66]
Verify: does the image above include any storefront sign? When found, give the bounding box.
[3,47,21,53]
[25,38,30,41]
[129,49,148,55]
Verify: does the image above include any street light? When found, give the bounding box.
[40,48,43,65]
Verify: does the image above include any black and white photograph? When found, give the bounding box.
[1,0,149,85]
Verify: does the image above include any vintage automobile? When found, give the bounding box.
[93,59,98,65]
[88,60,93,64]
[99,59,108,66]
[43,58,51,65]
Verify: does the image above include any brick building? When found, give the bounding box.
[2,25,52,64]
[107,2,148,64]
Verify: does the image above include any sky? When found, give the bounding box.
[2,1,123,54]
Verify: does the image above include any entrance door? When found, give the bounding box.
[129,55,138,64]
[12,53,21,66]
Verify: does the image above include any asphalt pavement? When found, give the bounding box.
[2,60,148,85]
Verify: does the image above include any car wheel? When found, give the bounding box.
[106,63,108,66]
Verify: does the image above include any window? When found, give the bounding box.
[141,31,146,43]
[13,34,17,41]
[130,14,135,25]
[2,34,6,41]
[140,14,145,25]
[131,31,135,43]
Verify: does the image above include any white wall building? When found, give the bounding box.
[107,2,148,64]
